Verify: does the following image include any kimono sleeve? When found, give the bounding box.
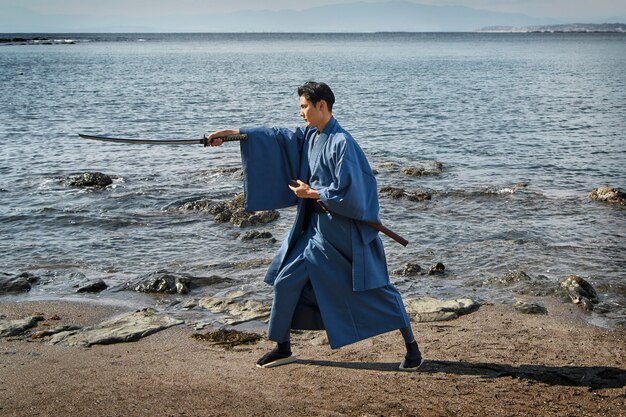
[239,127,304,211]
[316,135,381,225]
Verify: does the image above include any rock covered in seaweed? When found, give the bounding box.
[179,192,280,227]
[125,270,229,295]
[76,279,108,293]
[238,230,276,243]
[392,263,422,276]
[559,275,599,311]
[379,186,432,202]
[0,272,39,294]
[590,186,626,206]
[402,161,443,177]
[514,299,548,315]
[64,172,113,188]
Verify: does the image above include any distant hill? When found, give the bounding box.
[2,1,625,33]
[0,1,557,33]
[478,23,626,33]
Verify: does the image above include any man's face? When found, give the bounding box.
[299,96,324,128]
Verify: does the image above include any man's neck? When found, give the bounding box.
[315,114,333,132]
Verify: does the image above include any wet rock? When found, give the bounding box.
[473,271,554,297]
[428,262,446,275]
[76,279,108,293]
[401,161,443,177]
[0,272,38,294]
[0,315,45,338]
[198,295,271,325]
[379,186,432,202]
[559,275,599,311]
[404,298,480,322]
[238,230,277,243]
[181,193,280,227]
[65,172,113,188]
[497,271,532,284]
[590,186,626,206]
[49,309,183,347]
[126,270,229,295]
[514,300,548,315]
[392,263,422,276]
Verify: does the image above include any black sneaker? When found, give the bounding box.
[256,348,297,368]
[399,353,424,371]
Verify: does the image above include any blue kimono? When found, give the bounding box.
[240,117,410,349]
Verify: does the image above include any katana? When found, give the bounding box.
[78,133,248,146]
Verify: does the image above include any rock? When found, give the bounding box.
[65,172,113,188]
[428,262,446,275]
[238,230,276,242]
[514,300,548,315]
[0,315,44,338]
[49,309,183,347]
[0,272,38,294]
[31,325,82,340]
[401,161,443,177]
[497,271,532,284]
[404,298,480,322]
[392,263,422,276]
[126,270,229,295]
[77,279,108,293]
[379,186,432,202]
[198,295,271,325]
[559,275,599,311]
[180,193,280,227]
[590,186,626,206]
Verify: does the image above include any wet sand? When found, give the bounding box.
[1,298,625,416]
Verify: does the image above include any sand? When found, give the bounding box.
[1,298,625,417]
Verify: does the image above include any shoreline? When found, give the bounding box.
[1,298,625,416]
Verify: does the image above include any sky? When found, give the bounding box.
[1,0,625,20]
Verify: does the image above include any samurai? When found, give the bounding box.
[207,82,423,370]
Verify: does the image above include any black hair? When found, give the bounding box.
[297,81,335,112]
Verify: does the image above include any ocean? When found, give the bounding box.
[1,32,625,328]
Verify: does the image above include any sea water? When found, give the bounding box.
[1,33,625,327]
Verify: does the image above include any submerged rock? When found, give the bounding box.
[514,300,548,315]
[238,230,276,243]
[0,315,44,338]
[559,275,599,311]
[180,192,280,227]
[65,172,113,188]
[126,270,229,295]
[49,308,183,347]
[428,262,446,275]
[401,161,443,177]
[473,271,555,297]
[392,263,422,276]
[379,186,432,202]
[590,186,626,206]
[198,295,271,325]
[404,298,480,322]
[76,279,108,293]
[0,272,38,294]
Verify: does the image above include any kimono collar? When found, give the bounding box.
[318,116,337,136]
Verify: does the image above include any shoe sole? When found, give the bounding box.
[256,355,298,369]
[398,357,424,371]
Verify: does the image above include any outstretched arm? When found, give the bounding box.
[205,128,241,146]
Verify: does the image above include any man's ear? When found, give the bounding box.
[318,100,327,112]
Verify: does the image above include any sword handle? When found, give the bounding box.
[203,133,248,146]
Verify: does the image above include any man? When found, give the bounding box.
[207,82,423,370]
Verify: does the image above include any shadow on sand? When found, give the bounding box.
[296,358,626,390]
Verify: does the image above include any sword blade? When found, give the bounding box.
[78,133,247,145]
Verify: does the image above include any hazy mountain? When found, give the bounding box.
[1,1,623,33]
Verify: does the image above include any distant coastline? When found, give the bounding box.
[478,23,626,33]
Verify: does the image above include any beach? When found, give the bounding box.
[1,298,624,416]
